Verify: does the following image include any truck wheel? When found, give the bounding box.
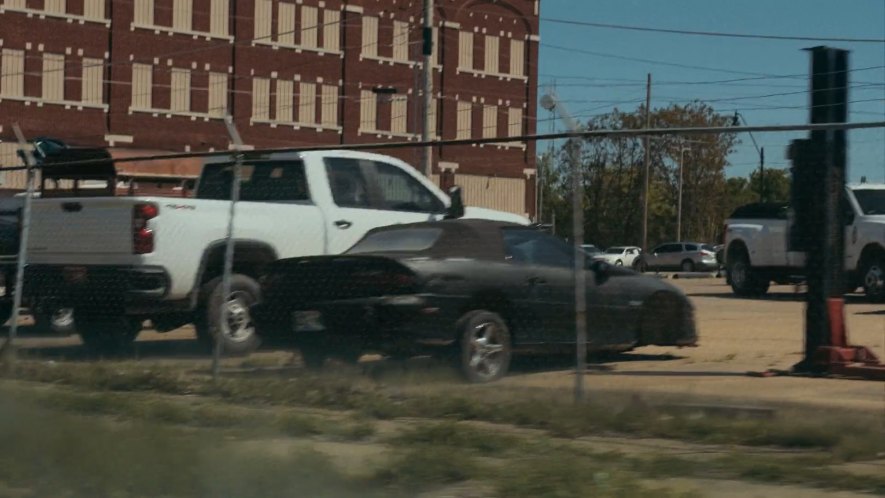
[728,253,769,297]
[680,259,695,272]
[861,254,885,303]
[457,310,511,383]
[34,307,76,335]
[76,313,142,355]
[0,302,12,327]
[195,274,262,356]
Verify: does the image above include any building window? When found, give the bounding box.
[81,58,103,105]
[458,32,473,70]
[298,82,316,124]
[323,9,340,51]
[320,84,338,127]
[42,53,65,102]
[390,95,407,134]
[278,2,296,45]
[208,72,227,117]
[509,39,525,76]
[172,0,192,32]
[428,98,438,135]
[44,0,66,15]
[170,68,191,112]
[254,0,272,40]
[275,79,293,122]
[131,63,152,109]
[0,49,25,98]
[456,101,472,139]
[210,0,229,36]
[252,77,270,120]
[134,0,154,25]
[83,0,104,19]
[392,20,410,62]
[482,104,498,139]
[301,6,318,49]
[484,35,499,74]
[508,107,523,137]
[362,16,379,57]
[2,0,26,8]
[359,90,377,131]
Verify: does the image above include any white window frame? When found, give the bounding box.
[81,57,103,105]
[359,89,377,132]
[484,35,499,74]
[278,2,296,45]
[300,6,319,49]
[392,20,410,62]
[170,67,192,113]
[0,49,25,98]
[320,84,338,128]
[131,63,153,110]
[458,31,473,70]
[172,0,193,33]
[298,82,317,124]
[252,77,270,121]
[361,16,379,57]
[208,72,228,117]
[276,79,294,123]
[42,53,65,102]
[253,0,272,40]
[482,104,498,139]
[509,39,525,76]
[390,95,408,134]
[323,9,340,52]
[210,0,229,37]
[456,101,472,139]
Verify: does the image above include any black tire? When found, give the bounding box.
[680,259,695,272]
[456,310,511,383]
[76,313,142,355]
[636,259,648,273]
[195,274,262,356]
[728,252,769,297]
[34,307,76,335]
[0,302,12,327]
[860,253,885,303]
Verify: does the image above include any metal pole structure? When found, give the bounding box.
[641,73,651,251]
[214,117,245,381]
[420,0,434,178]
[539,92,586,403]
[6,124,37,358]
[677,146,689,242]
[733,112,764,202]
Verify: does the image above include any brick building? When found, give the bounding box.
[0,0,540,217]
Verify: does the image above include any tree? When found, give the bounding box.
[539,102,739,249]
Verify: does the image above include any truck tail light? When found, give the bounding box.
[133,203,158,254]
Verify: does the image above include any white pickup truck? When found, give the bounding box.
[0,149,528,353]
[723,183,885,301]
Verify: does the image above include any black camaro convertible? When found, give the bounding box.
[252,220,697,382]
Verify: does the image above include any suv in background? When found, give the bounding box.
[637,242,719,273]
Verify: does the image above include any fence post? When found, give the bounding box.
[212,117,245,381]
[5,124,38,360]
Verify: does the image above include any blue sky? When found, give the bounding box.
[537,0,885,183]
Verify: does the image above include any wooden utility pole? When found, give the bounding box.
[421,0,434,178]
[641,73,651,251]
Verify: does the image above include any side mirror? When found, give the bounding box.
[445,185,465,219]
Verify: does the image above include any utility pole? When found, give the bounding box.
[759,147,765,202]
[421,0,434,178]
[677,146,689,242]
[641,73,651,251]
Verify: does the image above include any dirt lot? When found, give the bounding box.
[9,276,884,411]
[0,277,883,497]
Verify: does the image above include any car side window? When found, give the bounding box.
[656,244,679,253]
[371,162,445,213]
[197,161,310,202]
[325,158,371,208]
[503,229,574,269]
[685,244,698,252]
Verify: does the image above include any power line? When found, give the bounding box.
[540,17,885,44]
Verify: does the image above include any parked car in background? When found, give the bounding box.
[595,246,642,267]
[252,220,697,383]
[723,184,885,300]
[636,242,719,273]
[581,244,603,258]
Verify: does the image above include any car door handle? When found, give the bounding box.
[334,220,353,229]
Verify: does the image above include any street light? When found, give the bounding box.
[677,146,690,242]
[733,112,765,202]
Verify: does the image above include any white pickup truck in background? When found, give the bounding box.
[0,149,528,354]
[723,183,885,301]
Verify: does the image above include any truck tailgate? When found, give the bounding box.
[28,198,135,255]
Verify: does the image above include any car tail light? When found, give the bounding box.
[133,203,158,254]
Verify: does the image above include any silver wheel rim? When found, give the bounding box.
[467,321,506,381]
[616,260,623,266]
[52,308,75,329]
[221,292,254,343]
[864,264,884,295]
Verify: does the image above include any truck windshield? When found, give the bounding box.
[853,189,885,215]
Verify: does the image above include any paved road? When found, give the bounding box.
[6,277,884,410]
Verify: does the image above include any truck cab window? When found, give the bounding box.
[372,162,445,213]
[325,158,371,208]
[197,161,309,202]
